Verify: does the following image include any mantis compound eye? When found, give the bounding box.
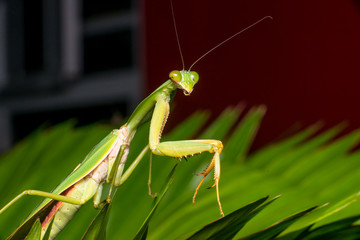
[169,70,182,83]
[190,71,199,83]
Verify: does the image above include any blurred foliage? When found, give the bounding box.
[1,105,360,239]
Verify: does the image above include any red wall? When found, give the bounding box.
[142,0,360,148]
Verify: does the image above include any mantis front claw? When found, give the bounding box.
[192,149,224,217]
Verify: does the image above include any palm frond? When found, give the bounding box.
[1,106,360,239]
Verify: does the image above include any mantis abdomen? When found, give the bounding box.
[41,158,110,239]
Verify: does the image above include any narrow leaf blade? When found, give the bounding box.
[240,206,318,240]
[82,202,111,240]
[133,164,177,240]
[25,218,41,240]
[186,196,277,240]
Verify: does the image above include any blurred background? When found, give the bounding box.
[0,0,360,152]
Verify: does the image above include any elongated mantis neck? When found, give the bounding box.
[126,80,177,132]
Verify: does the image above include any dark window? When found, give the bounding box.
[24,0,44,73]
[83,0,132,19]
[83,29,133,73]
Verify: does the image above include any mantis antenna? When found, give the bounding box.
[170,0,185,70]
[189,16,273,70]
[170,0,272,71]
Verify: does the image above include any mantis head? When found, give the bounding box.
[169,70,199,96]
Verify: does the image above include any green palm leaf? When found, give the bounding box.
[1,106,360,239]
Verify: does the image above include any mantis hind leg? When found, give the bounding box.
[0,190,85,215]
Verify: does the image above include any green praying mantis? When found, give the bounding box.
[0,3,272,238]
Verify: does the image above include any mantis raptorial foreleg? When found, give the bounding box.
[148,92,224,216]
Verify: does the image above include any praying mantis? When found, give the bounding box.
[0,2,272,238]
